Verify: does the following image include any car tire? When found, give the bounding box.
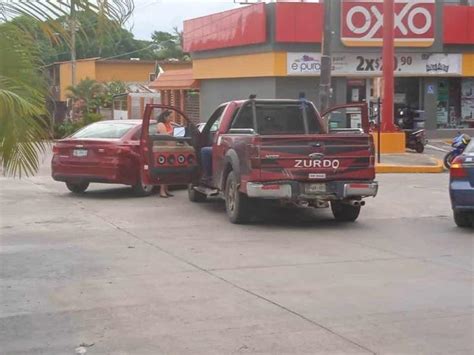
[188,184,207,202]
[453,211,472,228]
[66,182,89,194]
[331,201,361,222]
[225,171,252,224]
[132,175,154,197]
[415,142,425,153]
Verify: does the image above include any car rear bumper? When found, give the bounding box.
[246,180,378,200]
[450,181,474,211]
[51,157,133,184]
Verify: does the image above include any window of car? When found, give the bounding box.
[230,102,322,134]
[72,122,137,139]
[132,123,159,140]
[205,105,226,132]
[231,104,254,129]
[464,140,474,154]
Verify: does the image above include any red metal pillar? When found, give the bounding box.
[382,0,395,132]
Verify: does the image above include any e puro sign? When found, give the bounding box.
[341,0,435,47]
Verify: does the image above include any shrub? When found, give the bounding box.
[53,113,104,139]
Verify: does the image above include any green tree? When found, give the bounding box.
[0,24,48,177]
[102,81,128,108]
[151,27,189,61]
[5,12,155,65]
[66,78,104,116]
[0,0,134,177]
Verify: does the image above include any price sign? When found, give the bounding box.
[287,53,462,76]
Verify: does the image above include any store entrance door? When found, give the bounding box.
[347,79,367,103]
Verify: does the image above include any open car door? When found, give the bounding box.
[321,103,370,133]
[139,104,200,186]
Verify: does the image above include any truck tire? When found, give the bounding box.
[331,201,361,222]
[453,211,472,228]
[225,171,252,224]
[188,184,207,202]
[66,182,89,194]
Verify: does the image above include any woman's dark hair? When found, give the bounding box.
[157,110,172,123]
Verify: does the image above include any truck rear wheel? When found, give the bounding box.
[225,171,251,224]
[331,201,361,222]
[188,184,207,202]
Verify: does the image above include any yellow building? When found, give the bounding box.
[45,57,191,121]
[47,57,158,102]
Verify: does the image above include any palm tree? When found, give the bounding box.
[0,1,134,177]
[67,78,104,118]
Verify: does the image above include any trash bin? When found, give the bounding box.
[413,110,426,129]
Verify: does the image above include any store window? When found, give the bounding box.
[461,78,474,128]
[437,78,469,129]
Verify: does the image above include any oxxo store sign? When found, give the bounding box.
[287,53,463,76]
[341,0,435,47]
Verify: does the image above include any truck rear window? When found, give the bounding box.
[232,102,322,135]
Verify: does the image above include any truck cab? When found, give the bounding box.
[139,99,378,224]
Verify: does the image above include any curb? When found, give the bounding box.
[376,158,445,174]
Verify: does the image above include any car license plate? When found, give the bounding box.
[73,149,88,157]
[306,183,326,194]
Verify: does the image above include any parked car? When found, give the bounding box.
[139,99,378,224]
[449,140,474,228]
[52,120,156,196]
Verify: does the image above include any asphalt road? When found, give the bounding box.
[1,152,472,354]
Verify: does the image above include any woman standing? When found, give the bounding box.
[156,110,173,198]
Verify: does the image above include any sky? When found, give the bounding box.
[127,0,243,40]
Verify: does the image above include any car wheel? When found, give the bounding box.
[225,171,251,224]
[453,211,472,228]
[331,201,361,222]
[132,176,154,197]
[415,142,424,153]
[66,182,89,194]
[188,184,207,202]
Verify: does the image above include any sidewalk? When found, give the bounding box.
[376,152,445,173]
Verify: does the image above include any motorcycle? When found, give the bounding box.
[444,133,471,169]
[405,129,427,153]
[396,108,427,153]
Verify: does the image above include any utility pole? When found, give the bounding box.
[382,0,395,132]
[70,0,77,88]
[319,0,333,113]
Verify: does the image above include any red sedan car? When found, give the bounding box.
[52,120,155,195]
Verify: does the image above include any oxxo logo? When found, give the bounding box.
[341,0,435,47]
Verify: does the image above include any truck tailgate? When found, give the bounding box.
[257,134,375,181]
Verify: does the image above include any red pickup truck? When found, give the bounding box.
[140,99,378,224]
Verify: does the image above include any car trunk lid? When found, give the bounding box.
[54,139,127,163]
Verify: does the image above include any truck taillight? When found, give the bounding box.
[248,143,261,169]
[450,157,467,179]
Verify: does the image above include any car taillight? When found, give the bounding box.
[450,157,468,179]
[52,145,59,154]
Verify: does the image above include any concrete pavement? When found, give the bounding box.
[0,152,472,354]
